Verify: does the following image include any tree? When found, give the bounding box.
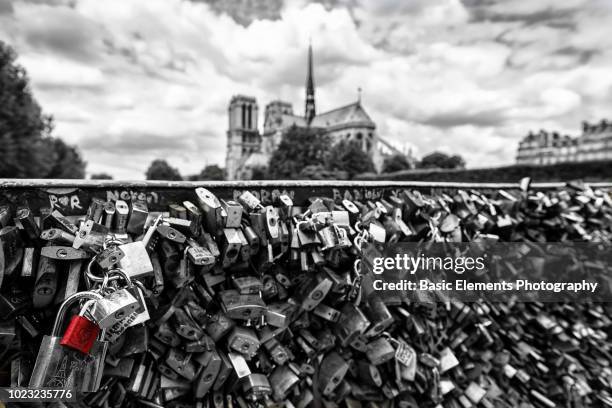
[0,41,51,177]
[197,165,224,180]
[418,151,465,169]
[91,173,113,180]
[145,159,183,180]
[382,153,413,173]
[41,138,86,179]
[325,139,375,179]
[299,164,348,180]
[250,166,267,180]
[0,40,86,178]
[266,125,331,179]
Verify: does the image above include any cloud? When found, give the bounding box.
[0,0,611,178]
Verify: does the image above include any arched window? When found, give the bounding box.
[356,132,363,140]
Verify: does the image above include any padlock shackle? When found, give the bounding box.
[107,268,133,287]
[52,291,103,336]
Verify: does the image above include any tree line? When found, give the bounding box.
[144,125,465,181]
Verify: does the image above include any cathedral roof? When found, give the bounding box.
[310,102,375,129]
[264,112,307,131]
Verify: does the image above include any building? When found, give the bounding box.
[516,119,612,165]
[225,44,413,180]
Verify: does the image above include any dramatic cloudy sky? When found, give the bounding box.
[1,0,611,179]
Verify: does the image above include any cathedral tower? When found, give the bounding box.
[225,95,260,180]
[305,43,316,125]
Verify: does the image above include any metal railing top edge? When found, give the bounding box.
[0,179,611,190]
[0,179,611,189]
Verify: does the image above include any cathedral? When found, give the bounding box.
[225,44,384,180]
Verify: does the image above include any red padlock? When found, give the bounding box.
[60,299,101,354]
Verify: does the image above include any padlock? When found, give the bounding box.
[269,364,300,401]
[264,206,281,244]
[235,228,251,261]
[194,349,222,397]
[47,209,79,235]
[118,241,153,279]
[186,238,215,267]
[213,352,233,391]
[105,281,150,342]
[72,220,107,251]
[295,272,332,311]
[237,191,263,212]
[18,246,36,282]
[169,203,187,219]
[14,206,39,241]
[220,228,242,267]
[150,253,164,296]
[90,283,140,329]
[0,226,23,279]
[33,255,57,308]
[241,373,272,401]
[155,322,181,347]
[220,199,243,228]
[96,246,126,270]
[228,351,252,379]
[355,360,382,387]
[173,307,204,340]
[363,294,394,337]
[60,299,100,354]
[157,224,187,244]
[166,348,197,380]
[220,290,267,321]
[241,224,260,256]
[113,322,146,358]
[86,198,106,223]
[183,201,203,237]
[29,291,107,392]
[0,204,12,227]
[318,351,350,396]
[205,311,236,342]
[276,194,293,219]
[232,275,263,295]
[195,187,224,234]
[334,303,371,346]
[228,327,260,357]
[198,231,219,259]
[263,336,292,365]
[249,212,269,247]
[127,200,148,235]
[265,302,297,327]
[41,228,75,245]
[365,337,395,365]
[318,224,342,251]
[313,303,341,322]
[41,245,89,260]
[103,201,115,230]
[0,284,30,318]
[113,200,130,234]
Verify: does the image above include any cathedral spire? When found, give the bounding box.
[305,41,316,125]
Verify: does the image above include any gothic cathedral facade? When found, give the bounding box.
[225,44,382,180]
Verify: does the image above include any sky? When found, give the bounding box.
[1,0,611,179]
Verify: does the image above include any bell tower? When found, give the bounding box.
[226,95,260,180]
